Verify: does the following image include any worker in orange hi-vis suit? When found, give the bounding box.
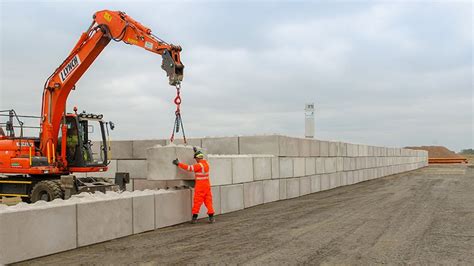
[173,147,215,224]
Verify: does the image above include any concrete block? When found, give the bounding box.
[279,179,287,200]
[336,157,344,172]
[337,142,347,157]
[315,158,325,174]
[109,140,133,159]
[263,179,280,203]
[232,156,254,183]
[329,173,338,189]
[310,140,320,156]
[238,135,280,156]
[202,136,239,155]
[132,139,167,159]
[77,194,133,247]
[87,160,117,179]
[133,179,167,190]
[0,200,77,264]
[299,176,311,196]
[220,184,244,214]
[343,157,351,171]
[155,189,192,228]
[324,157,337,173]
[299,138,311,157]
[328,142,337,157]
[310,175,321,193]
[253,156,272,180]
[319,141,329,156]
[320,174,330,191]
[244,181,264,208]
[279,136,300,157]
[271,156,280,179]
[286,178,300,199]
[147,145,195,180]
[305,157,316,175]
[340,172,348,186]
[208,156,233,186]
[347,171,354,185]
[293,157,306,177]
[192,186,221,219]
[132,191,155,234]
[117,159,147,179]
[279,157,294,178]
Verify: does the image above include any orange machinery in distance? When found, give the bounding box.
[0,10,184,202]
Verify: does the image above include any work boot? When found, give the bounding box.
[208,214,215,224]
[191,214,198,224]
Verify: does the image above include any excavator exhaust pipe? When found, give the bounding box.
[162,50,184,86]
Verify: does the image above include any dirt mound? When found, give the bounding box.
[405,146,463,158]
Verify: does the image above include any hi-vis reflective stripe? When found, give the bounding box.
[187,165,194,171]
[195,177,209,180]
[198,163,205,173]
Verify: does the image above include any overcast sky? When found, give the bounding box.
[0,0,472,152]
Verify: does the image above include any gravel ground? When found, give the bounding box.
[19,164,474,265]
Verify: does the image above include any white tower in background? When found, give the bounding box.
[305,103,315,138]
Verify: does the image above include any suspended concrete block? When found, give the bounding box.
[263,179,280,203]
[220,184,244,214]
[232,155,254,184]
[286,178,300,199]
[76,192,133,247]
[202,136,239,155]
[253,155,273,181]
[310,175,321,193]
[192,186,221,219]
[279,157,294,178]
[0,200,77,265]
[299,176,311,196]
[132,190,156,234]
[132,139,167,159]
[155,189,191,228]
[208,155,233,186]
[244,181,264,208]
[293,158,306,177]
[147,144,196,181]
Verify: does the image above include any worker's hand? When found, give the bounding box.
[193,146,198,153]
[172,158,179,166]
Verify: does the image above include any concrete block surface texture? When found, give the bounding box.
[132,139,167,159]
[310,139,320,156]
[244,181,264,208]
[220,184,244,214]
[76,194,133,247]
[293,158,306,177]
[202,136,239,155]
[279,157,294,178]
[279,179,287,200]
[208,156,233,186]
[299,176,311,196]
[320,174,330,191]
[263,179,280,203]
[310,175,321,193]
[155,189,191,228]
[117,159,147,179]
[315,158,325,174]
[88,160,117,179]
[147,144,196,180]
[299,138,311,157]
[192,186,221,219]
[286,178,300,199]
[109,140,134,160]
[132,191,155,234]
[165,138,203,148]
[305,157,316,175]
[253,156,273,180]
[133,179,167,190]
[319,141,329,156]
[271,157,280,179]
[238,135,280,156]
[0,200,77,265]
[232,156,254,183]
[279,136,300,157]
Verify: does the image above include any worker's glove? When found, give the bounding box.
[193,147,198,153]
[172,158,179,166]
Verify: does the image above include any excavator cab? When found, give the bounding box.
[61,112,108,168]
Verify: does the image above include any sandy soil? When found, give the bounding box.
[19,165,474,265]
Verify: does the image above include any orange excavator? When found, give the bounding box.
[0,10,184,202]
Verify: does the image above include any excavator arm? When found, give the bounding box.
[40,10,184,159]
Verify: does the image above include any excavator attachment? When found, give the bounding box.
[162,49,184,86]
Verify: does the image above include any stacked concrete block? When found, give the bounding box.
[192,186,221,219]
[271,156,280,179]
[109,140,134,159]
[299,176,311,196]
[319,141,329,156]
[244,181,264,208]
[279,179,287,200]
[0,200,77,265]
[320,174,330,191]
[232,156,254,183]
[238,135,281,155]
[329,173,339,189]
[263,179,280,203]
[310,175,321,193]
[286,178,300,199]
[155,189,191,228]
[305,157,316,175]
[132,139,167,159]
[132,190,156,234]
[310,139,320,156]
[293,158,306,177]
[88,160,117,179]
[202,136,239,155]
[279,157,294,178]
[329,142,338,157]
[220,184,245,214]
[299,138,311,157]
[147,144,196,180]
[133,179,167,190]
[75,192,133,247]
[324,157,337,173]
[117,159,147,179]
[315,158,325,174]
[336,157,344,172]
[208,155,233,186]
[253,155,273,180]
[279,136,300,157]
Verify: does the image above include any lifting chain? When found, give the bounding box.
[170,84,187,144]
